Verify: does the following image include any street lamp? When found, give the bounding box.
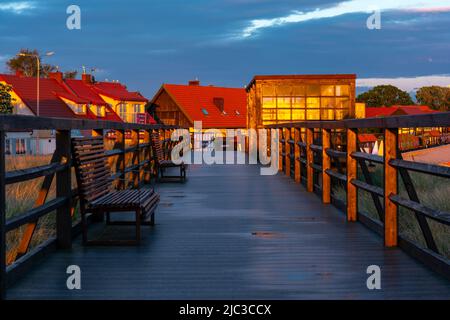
[17,51,55,117]
[17,51,54,155]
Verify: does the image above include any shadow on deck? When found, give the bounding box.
[7,160,450,299]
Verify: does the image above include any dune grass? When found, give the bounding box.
[332,163,450,258]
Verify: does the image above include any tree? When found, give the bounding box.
[416,86,450,112]
[356,85,414,107]
[64,70,78,79]
[6,49,56,77]
[0,83,13,114]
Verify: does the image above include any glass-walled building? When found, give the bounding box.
[246,74,356,129]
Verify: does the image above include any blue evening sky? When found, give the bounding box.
[1,0,450,97]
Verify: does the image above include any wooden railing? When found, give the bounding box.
[0,115,180,298]
[265,112,450,280]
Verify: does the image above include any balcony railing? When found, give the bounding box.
[119,112,149,124]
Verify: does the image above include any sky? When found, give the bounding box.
[1,0,450,97]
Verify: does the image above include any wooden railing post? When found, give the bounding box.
[116,130,126,190]
[322,128,331,204]
[91,129,105,222]
[144,129,151,184]
[285,127,291,177]
[131,129,139,188]
[278,128,283,172]
[294,128,301,183]
[306,128,314,192]
[346,128,358,222]
[56,130,72,249]
[384,128,399,247]
[0,130,6,299]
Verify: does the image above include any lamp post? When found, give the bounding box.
[17,51,55,154]
[18,51,55,117]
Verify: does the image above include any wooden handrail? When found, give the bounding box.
[0,115,184,297]
[263,112,450,280]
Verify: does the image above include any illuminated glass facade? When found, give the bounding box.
[246,75,356,129]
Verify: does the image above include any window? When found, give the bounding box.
[134,104,141,113]
[201,108,209,115]
[292,97,306,109]
[307,85,320,96]
[336,85,350,96]
[277,109,291,121]
[16,138,26,155]
[262,109,276,121]
[321,85,335,96]
[119,103,127,119]
[5,139,11,155]
[262,97,276,109]
[97,106,105,117]
[292,109,305,120]
[277,97,291,109]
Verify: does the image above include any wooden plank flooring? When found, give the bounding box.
[7,160,450,299]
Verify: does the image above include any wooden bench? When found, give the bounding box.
[72,136,160,246]
[151,132,186,182]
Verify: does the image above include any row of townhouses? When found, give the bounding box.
[0,71,155,155]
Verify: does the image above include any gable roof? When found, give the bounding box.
[155,84,247,128]
[366,105,437,118]
[93,82,148,102]
[0,73,91,119]
[64,79,123,122]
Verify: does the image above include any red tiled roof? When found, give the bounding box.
[64,79,123,122]
[366,105,437,118]
[159,84,247,128]
[0,74,90,119]
[93,82,148,102]
[358,134,378,143]
[393,105,437,115]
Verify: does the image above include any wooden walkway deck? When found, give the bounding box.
[7,160,450,299]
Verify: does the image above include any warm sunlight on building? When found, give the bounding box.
[246,74,356,129]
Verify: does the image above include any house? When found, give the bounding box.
[63,73,122,122]
[246,74,357,130]
[151,80,247,129]
[88,76,153,124]
[365,105,437,118]
[365,105,446,150]
[0,72,95,155]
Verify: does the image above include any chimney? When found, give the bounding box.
[48,71,63,83]
[213,97,225,113]
[189,80,200,86]
[82,73,93,84]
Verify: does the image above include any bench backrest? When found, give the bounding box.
[72,137,112,204]
[151,132,165,163]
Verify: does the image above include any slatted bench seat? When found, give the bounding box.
[72,136,160,246]
[151,132,186,182]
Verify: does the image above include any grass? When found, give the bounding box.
[4,139,134,259]
[332,163,450,258]
[5,155,56,256]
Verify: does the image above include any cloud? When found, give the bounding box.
[357,75,450,92]
[241,0,450,38]
[0,1,35,14]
